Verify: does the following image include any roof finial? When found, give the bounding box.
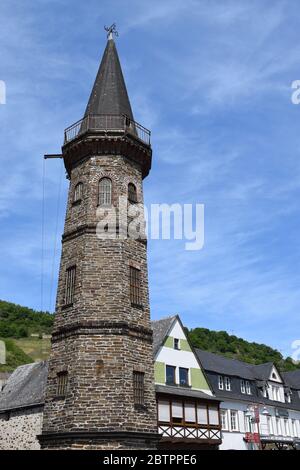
[104,23,119,41]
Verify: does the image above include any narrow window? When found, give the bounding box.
[99,177,112,205]
[218,375,224,390]
[171,400,183,424]
[230,410,238,431]
[267,416,274,435]
[245,380,251,395]
[197,404,208,425]
[220,409,228,430]
[174,338,180,350]
[130,266,141,307]
[179,367,189,386]
[166,365,176,385]
[133,371,144,406]
[65,265,76,305]
[225,376,231,391]
[158,399,170,422]
[240,379,245,394]
[208,405,219,425]
[128,183,137,203]
[57,371,68,397]
[74,182,83,203]
[184,402,196,424]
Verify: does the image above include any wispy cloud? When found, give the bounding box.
[1,0,300,355]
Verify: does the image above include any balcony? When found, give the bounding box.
[64,114,151,146]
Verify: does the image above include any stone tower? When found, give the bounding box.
[39,32,158,450]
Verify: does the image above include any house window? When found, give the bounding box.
[283,418,290,436]
[74,182,83,203]
[133,371,144,406]
[245,380,251,395]
[220,409,228,430]
[218,375,224,390]
[130,266,141,307]
[209,406,219,425]
[225,376,231,391]
[197,405,208,425]
[292,419,297,437]
[171,400,183,424]
[166,365,176,385]
[241,379,246,394]
[158,399,170,422]
[179,367,189,386]
[174,338,180,350]
[230,410,238,431]
[267,416,273,435]
[272,385,281,401]
[98,177,112,206]
[275,417,281,435]
[128,183,138,203]
[65,265,76,305]
[184,402,196,424]
[57,371,68,397]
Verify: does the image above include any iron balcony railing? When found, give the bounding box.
[64,114,151,146]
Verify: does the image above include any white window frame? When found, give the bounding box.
[218,375,224,390]
[230,410,239,431]
[220,409,228,431]
[225,376,231,391]
[240,379,245,394]
[267,416,273,435]
[245,380,251,395]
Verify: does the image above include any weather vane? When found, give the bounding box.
[104,23,119,40]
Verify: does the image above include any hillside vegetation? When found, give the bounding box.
[0,300,54,338]
[187,327,299,372]
[1,300,299,373]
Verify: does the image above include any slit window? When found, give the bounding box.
[74,182,83,202]
[65,265,76,305]
[133,371,144,406]
[128,183,138,203]
[130,266,141,306]
[57,371,68,397]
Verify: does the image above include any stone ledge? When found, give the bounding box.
[51,320,153,343]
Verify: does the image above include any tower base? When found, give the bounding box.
[38,431,159,450]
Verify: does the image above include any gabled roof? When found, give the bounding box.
[151,315,177,356]
[0,361,48,412]
[84,38,134,120]
[251,362,274,381]
[282,369,300,389]
[196,349,256,380]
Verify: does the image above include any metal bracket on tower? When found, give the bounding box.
[44,154,63,159]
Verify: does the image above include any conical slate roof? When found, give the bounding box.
[84,38,134,120]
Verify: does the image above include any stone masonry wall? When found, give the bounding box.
[41,153,158,449]
[0,407,43,450]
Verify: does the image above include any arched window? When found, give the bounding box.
[99,177,112,205]
[128,183,137,203]
[74,182,83,203]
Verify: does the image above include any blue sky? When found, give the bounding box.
[1,0,300,357]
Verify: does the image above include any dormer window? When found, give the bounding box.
[218,375,224,390]
[225,376,231,391]
[241,380,246,394]
[174,338,180,350]
[246,381,251,395]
